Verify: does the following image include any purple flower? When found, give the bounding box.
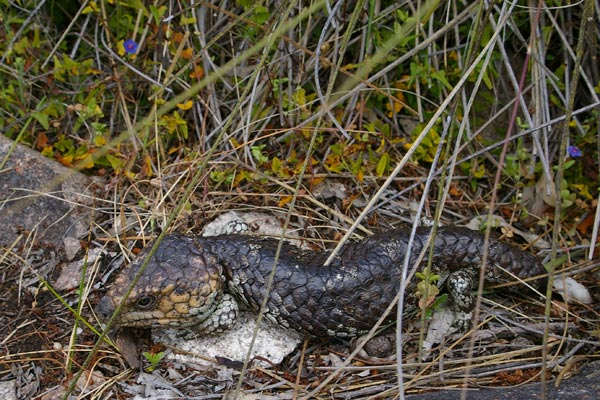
[568,146,582,158]
[123,39,138,54]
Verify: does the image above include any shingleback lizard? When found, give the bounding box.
[95,226,546,337]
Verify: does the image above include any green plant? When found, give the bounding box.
[415,268,442,318]
[143,351,165,372]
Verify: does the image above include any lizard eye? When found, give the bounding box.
[136,295,155,309]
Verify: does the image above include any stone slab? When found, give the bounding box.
[0,134,96,256]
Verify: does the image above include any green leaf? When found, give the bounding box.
[142,351,165,372]
[330,143,343,156]
[415,271,440,283]
[105,154,125,171]
[149,5,167,24]
[271,156,284,176]
[251,144,269,163]
[291,86,307,107]
[431,70,452,90]
[82,1,99,14]
[563,159,575,170]
[180,16,196,24]
[252,6,270,25]
[376,152,389,176]
[472,161,486,179]
[31,111,49,130]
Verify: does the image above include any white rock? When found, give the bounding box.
[421,307,462,360]
[553,276,592,304]
[154,311,302,366]
[202,210,303,247]
[465,215,552,249]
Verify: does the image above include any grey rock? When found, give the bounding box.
[0,380,17,400]
[0,135,97,256]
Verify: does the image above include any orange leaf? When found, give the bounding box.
[35,132,48,150]
[278,195,293,208]
[448,185,462,197]
[356,169,364,182]
[181,48,193,59]
[577,211,596,235]
[57,153,73,167]
[171,32,184,43]
[189,66,204,79]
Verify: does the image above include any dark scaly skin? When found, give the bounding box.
[96,226,546,337]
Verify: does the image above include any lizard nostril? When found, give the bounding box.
[95,296,116,319]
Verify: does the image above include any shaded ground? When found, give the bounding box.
[0,238,598,399]
[0,155,596,398]
[409,361,600,400]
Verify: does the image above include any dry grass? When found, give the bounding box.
[1,0,599,398]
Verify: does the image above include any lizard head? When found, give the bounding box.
[95,234,225,329]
